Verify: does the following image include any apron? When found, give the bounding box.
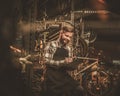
[43,47,81,96]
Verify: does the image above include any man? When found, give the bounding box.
[41,22,84,96]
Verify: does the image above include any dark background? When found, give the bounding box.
[0,0,120,96]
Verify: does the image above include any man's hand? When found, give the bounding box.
[65,57,73,64]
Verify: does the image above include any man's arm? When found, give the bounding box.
[44,41,79,68]
[62,46,82,70]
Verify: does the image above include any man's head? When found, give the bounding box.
[59,22,74,46]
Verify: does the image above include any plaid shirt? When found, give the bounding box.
[44,40,73,66]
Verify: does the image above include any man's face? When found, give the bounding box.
[60,31,73,45]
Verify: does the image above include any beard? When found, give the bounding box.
[60,38,69,46]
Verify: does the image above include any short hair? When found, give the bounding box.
[62,21,74,33]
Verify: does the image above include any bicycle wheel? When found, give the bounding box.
[83,69,113,96]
